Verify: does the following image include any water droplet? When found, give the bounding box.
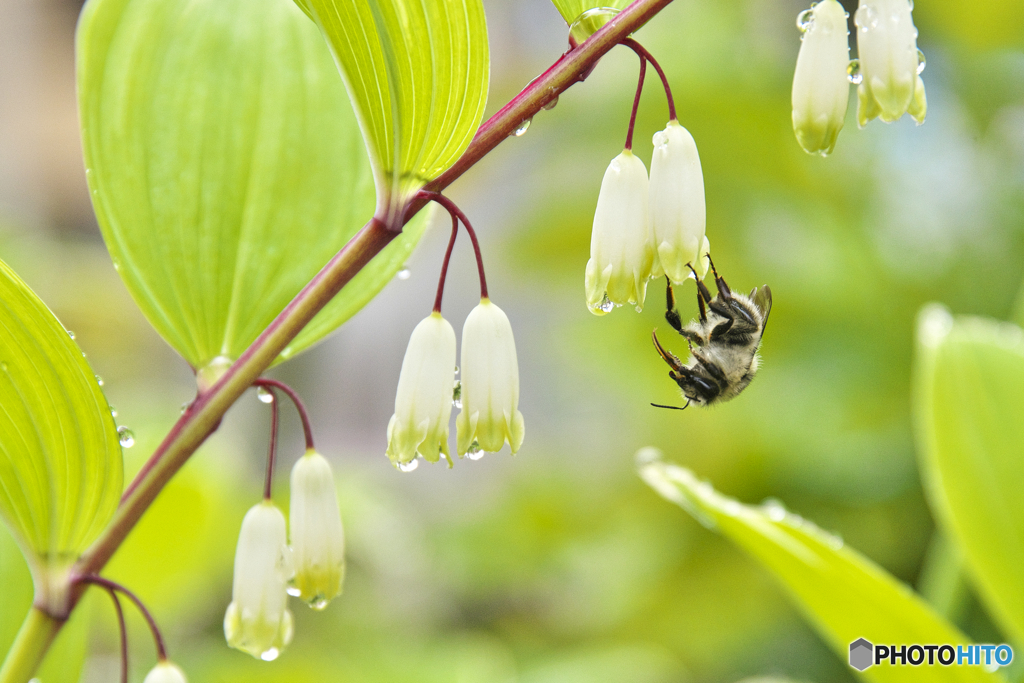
[260,648,280,662]
[796,8,814,32]
[180,402,190,415]
[452,380,462,409]
[256,386,274,403]
[111,258,121,272]
[309,595,329,611]
[568,7,620,44]
[454,365,459,376]
[95,375,104,387]
[396,266,411,280]
[398,459,419,472]
[66,330,76,340]
[109,406,118,418]
[117,426,135,448]
[542,95,558,111]
[846,59,862,84]
[514,118,532,136]
[598,295,615,313]
[916,48,926,74]
[854,4,877,29]
[466,441,484,460]
[286,585,301,597]
[761,497,787,522]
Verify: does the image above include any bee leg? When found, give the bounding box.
[664,277,684,334]
[709,317,734,341]
[652,330,685,372]
[705,255,733,300]
[691,349,728,385]
[685,262,711,323]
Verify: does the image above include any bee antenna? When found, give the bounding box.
[650,401,689,411]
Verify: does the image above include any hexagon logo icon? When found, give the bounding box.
[850,638,874,671]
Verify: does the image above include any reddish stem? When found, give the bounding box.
[253,378,315,451]
[417,192,488,300]
[106,589,128,683]
[75,575,167,661]
[624,52,647,150]
[263,386,279,500]
[623,38,676,121]
[433,212,460,313]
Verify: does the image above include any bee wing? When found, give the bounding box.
[753,285,772,333]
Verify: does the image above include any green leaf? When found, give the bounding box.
[549,0,628,34]
[300,0,490,219]
[913,305,1024,647]
[77,0,428,373]
[637,450,1002,683]
[0,260,122,581]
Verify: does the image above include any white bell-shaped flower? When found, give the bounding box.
[455,299,524,457]
[649,121,709,282]
[288,450,345,610]
[855,0,926,126]
[791,0,851,155]
[386,312,457,467]
[143,661,188,683]
[224,501,294,661]
[585,149,654,314]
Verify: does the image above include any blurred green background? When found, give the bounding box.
[1,0,1023,681]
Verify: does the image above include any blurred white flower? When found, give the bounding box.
[455,299,524,457]
[649,121,710,281]
[142,661,188,683]
[585,149,654,314]
[791,0,851,155]
[224,501,294,661]
[855,0,926,126]
[386,313,457,467]
[288,450,344,609]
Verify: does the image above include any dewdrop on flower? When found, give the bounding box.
[143,661,188,683]
[224,501,294,661]
[455,299,524,457]
[791,0,851,155]
[649,121,710,282]
[386,312,457,468]
[854,0,926,127]
[585,149,654,314]
[288,450,345,609]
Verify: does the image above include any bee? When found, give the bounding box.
[651,256,771,409]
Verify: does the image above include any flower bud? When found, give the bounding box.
[386,312,457,467]
[224,501,294,661]
[289,450,345,609]
[855,0,926,127]
[649,121,709,281]
[143,661,188,683]
[455,299,524,457]
[791,0,851,155]
[585,149,654,314]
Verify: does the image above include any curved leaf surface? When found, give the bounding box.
[638,450,1001,683]
[914,305,1024,647]
[78,0,428,373]
[549,0,628,32]
[0,260,122,577]
[298,0,490,219]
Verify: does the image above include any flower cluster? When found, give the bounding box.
[225,449,345,660]
[387,300,524,469]
[586,119,709,315]
[791,0,926,155]
[385,192,524,470]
